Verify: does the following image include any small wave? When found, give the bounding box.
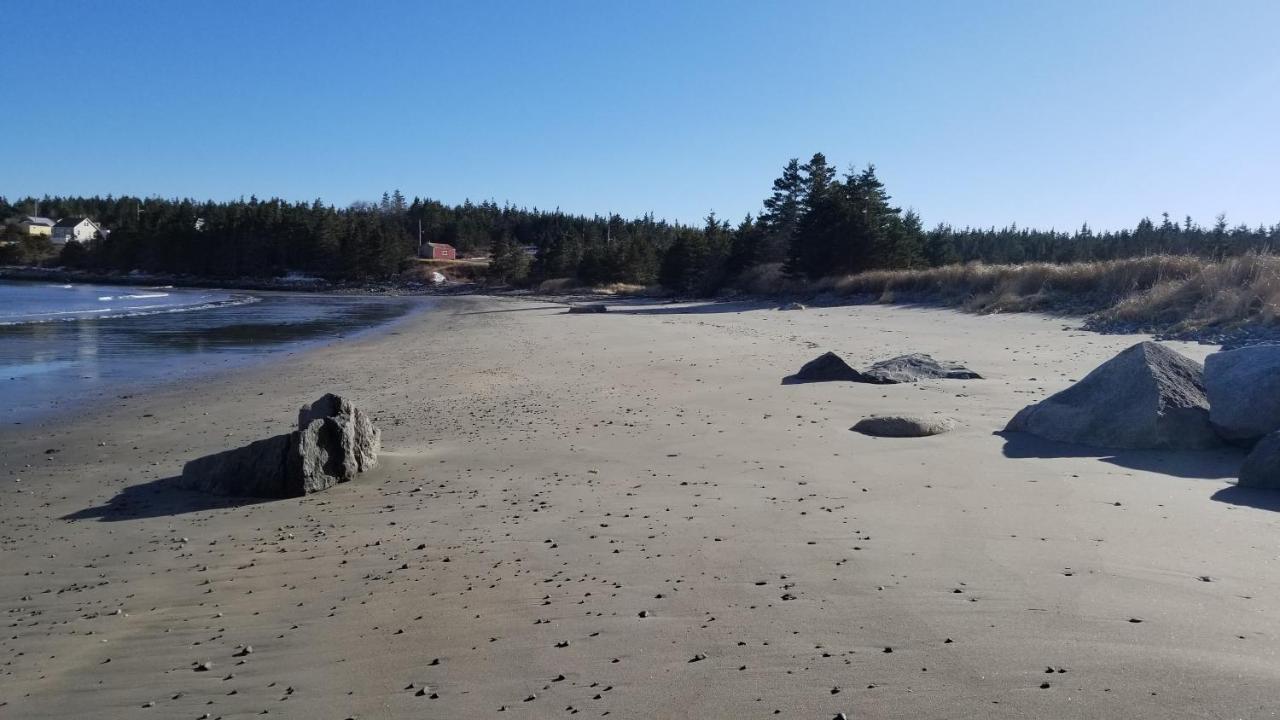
[0,295,260,326]
[99,293,169,301]
[114,293,170,300]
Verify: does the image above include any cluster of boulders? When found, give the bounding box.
[179,393,380,498]
[789,351,981,385]
[1004,341,1280,489]
[787,351,976,439]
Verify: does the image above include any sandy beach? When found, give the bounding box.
[3,295,1277,719]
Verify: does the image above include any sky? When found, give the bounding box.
[4,1,1278,231]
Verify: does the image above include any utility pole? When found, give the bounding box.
[417,218,423,257]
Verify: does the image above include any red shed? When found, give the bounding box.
[420,242,457,260]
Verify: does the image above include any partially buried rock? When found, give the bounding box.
[1238,429,1280,489]
[179,393,380,498]
[1205,345,1280,445]
[852,415,955,437]
[1005,342,1219,450]
[778,301,806,311]
[788,352,865,383]
[862,353,981,384]
[567,304,607,314]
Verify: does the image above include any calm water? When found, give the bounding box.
[0,280,421,423]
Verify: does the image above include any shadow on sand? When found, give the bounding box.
[1209,484,1280,511]
[62,476,268,522]
[998,431,1245,480]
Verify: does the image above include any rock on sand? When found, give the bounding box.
[862,353,982,384]
[1005,341,1219,450]
[1238,429,1280,489]
[180,393,380,497]
[789,351,865,382]
[1205,345,1280,444]
[851,415,956,437]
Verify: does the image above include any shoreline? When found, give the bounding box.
[9,262,1279,350]
[5,298,1279,719]
[0,285,440,427]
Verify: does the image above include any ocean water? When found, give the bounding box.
[0,280,421,423]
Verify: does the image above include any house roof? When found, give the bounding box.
[426,242,455,249]
[53,217,97,229]
[22,216,56,226]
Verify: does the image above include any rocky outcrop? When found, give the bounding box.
[863,353,982,384]
[180,394,380,498]
[1005,342,1219,450]
[787,352,865,383]
[851,415,955,437]
[567,304,608,314]
[1238,430,1280,489]
[1205,345,1280,445]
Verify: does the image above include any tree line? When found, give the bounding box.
[3,155,1278,291]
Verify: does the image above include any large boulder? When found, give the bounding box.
[863,353,981,384]
[179,433,295,497]
[852,415,955,437]
[1205,345,1280,444]
[1004,342,1219,450]
[298,393,380,475]
[787,352,866,383]
[180,394,380,498]
[1238,430,1280,489]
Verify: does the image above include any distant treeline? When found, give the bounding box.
[3,154,1278,291]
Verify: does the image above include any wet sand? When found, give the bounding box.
[2,295,1276,719]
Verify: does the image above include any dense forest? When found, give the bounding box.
[3,153,1278,293]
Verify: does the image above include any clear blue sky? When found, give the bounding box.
[4,1,1277,231]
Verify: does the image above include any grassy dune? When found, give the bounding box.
[739,254,1280,335]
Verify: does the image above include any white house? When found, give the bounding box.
[51,217,102,245]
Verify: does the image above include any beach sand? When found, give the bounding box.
[2,296,1276,719]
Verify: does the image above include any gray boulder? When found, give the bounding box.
[298,393,380,475]
[1005,341,1219,450]
[180,394,380,498]
[863,353,981,384]
[1239,430,1280,489]
[1205,345,1280,444]
[788,352,866,383]
[179,433,295,497]
[851,415,955,437]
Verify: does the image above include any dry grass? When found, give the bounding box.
[590,282,663,296]
[737,255,1280,333]
[536,277,578,293]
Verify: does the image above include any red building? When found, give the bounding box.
[420,242,457,260]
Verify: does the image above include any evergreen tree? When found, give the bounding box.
[758,159,804,263]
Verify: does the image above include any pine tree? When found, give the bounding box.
[758,159,804,263]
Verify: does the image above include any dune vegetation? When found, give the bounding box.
[736,254,1280,335]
